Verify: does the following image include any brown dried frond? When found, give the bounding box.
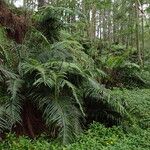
[0,1,28,43]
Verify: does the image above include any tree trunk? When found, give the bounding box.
[135,0,143,67]
[141,0,145,67]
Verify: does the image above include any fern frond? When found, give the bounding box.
[0,107,12,132]
[0,65,17,79]
[83,78,108,100]
[7,78,24,100]
[46,61,84,76]
[36,95,81,144]
[5,78,24,125]
[61,79,85,116]
[51,40,93,67]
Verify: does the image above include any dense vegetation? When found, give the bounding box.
[0,89,150,150]
[0,0,150,149]
[1,123,150,150]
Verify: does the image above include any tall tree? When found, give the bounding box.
[135,0,143,66]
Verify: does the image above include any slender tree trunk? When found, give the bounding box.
[113,3,116,43]
[102,9,106,41]
[135,0,143,67]
[141,1,145,67]
[90,4,96,40]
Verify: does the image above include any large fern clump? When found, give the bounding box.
[89,42,148,88]
[0,5,128,144]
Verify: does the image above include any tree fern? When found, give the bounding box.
[5,78,23,127]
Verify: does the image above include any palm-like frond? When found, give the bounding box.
[0,73,23,132]
[83,78,108,100]
[36,95,81,144]
[19,59,44,75]
[0,107,12,132]
[51,40,93,67]
[81,77,126,125]
[7,78,24,100]
[61,79,85,116]
[0,65,17,80]
[45,61,84,76]
[5,78,24,125]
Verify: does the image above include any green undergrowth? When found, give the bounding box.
[111,88,150,129]
[0,88,150,150]
[0,123,149,150]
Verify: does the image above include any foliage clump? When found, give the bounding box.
[1,121,150,150]
[0,1,150,146]
[0,5,128,144]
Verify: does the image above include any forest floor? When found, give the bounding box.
[0,88,150,150]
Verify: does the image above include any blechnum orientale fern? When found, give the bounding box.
[0,5,142,144]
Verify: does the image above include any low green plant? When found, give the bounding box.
[111,88,150,129]
[1,122,150,150]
